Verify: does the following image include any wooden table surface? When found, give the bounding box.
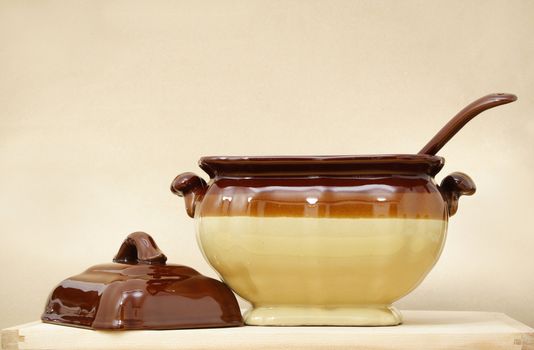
[2,310,533,350]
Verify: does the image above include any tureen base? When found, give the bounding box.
[244,305,402,326]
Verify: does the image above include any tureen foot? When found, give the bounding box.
[244,305,402,326]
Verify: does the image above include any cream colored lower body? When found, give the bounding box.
[197,216,447,326]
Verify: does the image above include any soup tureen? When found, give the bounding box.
[171,93,516,326]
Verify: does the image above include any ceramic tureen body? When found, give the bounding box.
[171,154,475,326]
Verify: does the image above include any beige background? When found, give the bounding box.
[1,0,533,329]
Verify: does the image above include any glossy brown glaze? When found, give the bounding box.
[440,172,476,216]
[171,154,474,219]
[197,175,447,219]
[171,172,208,218]
[41,232,243,330]
[199,154,445,177]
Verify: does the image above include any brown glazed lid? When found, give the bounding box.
[41,232,243,330]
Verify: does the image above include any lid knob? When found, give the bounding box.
[113,232,167,265]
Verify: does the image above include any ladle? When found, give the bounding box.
[419,93,517,155]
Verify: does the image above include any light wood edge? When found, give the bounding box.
[494,313,534,350]
[1,329,20,350]
[496,314,534,333]
[0,330,529,350]
[520,333,534,350]
[1,322,40,350]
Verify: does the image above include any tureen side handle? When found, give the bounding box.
[439,172,476,216]
[171,172,208,218]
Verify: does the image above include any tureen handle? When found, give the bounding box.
[439,172,476,216]
[171,172,208,218]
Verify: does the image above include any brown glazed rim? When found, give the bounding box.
[199,154,445,177]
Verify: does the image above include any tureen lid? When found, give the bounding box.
[41,232,243,330]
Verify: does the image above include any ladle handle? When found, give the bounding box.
[419,93,517,155]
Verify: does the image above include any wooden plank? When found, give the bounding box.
[2,311,533,350]
[493,313,534,350]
